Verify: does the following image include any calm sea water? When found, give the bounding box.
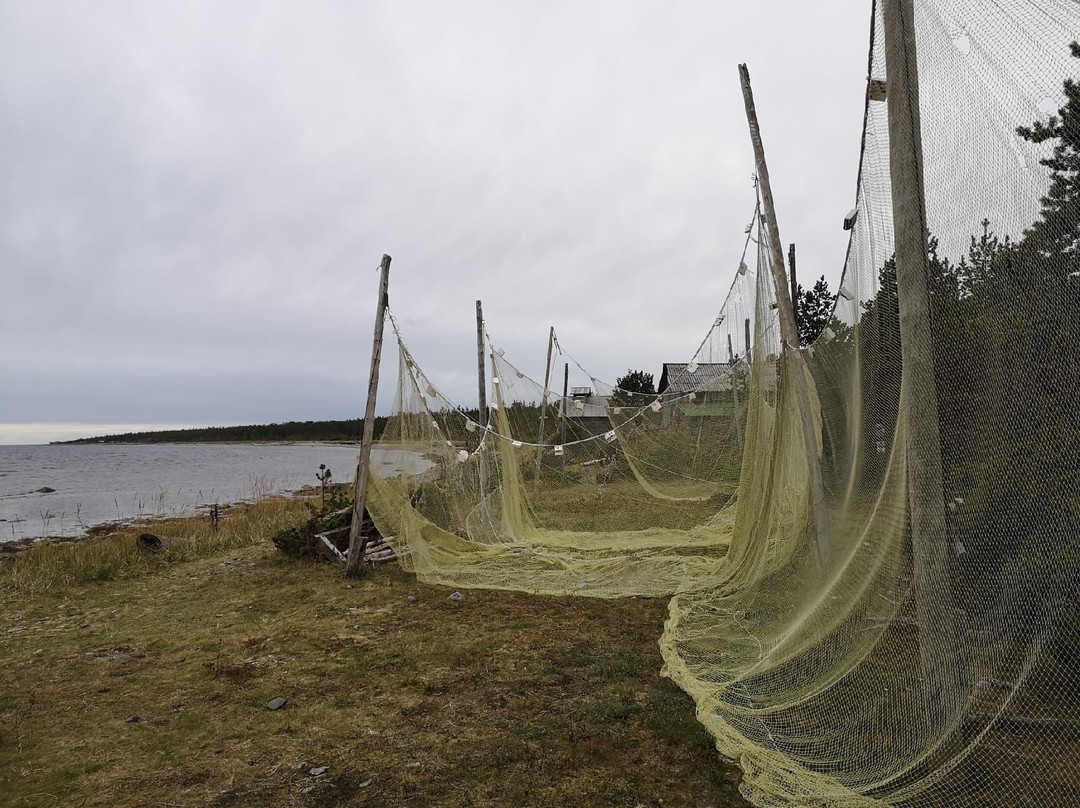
[0,443,430,542]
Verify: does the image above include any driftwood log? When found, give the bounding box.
[136,533,184,552]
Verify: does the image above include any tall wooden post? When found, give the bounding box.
[345,254,391,578]
[882,0,965,702]
[739,63,832,570]
[475,300,489,504]
[789,243,799,336]
[560,362,569,467]
[476,301,487,430]
[744,318,752,364]
[728,333,744,446]
[535,327,555,482]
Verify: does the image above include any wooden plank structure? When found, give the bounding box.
[319,525,400,565]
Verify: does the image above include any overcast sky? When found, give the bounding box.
[0,1,872,443]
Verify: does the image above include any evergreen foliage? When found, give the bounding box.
[1015,41,1080,265]
[841,49,1080,670]
[795,275,837,345]
[269,482,353,559]
[611,369,656,408]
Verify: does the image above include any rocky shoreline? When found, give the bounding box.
[0,531,95,559]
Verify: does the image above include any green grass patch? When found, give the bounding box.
[0,505,749,808]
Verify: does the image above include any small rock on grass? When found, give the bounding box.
[266,697,286,711]
[310,766,328,777]
[449,591,465,602]
[125,715,140,723]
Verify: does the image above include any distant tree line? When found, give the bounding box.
[55,418,391,444]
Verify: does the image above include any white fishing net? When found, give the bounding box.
[365,1,1080,803]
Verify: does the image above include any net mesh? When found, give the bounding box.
[365,1,1080,804]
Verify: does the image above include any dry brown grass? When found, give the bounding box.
[0,498,304,599]
[0,509,750,808]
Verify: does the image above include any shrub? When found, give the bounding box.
[270,483,352,559]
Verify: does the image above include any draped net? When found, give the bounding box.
[365,1,1080,804]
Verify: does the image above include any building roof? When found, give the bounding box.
[657,362,733,395]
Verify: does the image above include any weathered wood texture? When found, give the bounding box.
[739,63,832,570]
[346,254,392,578]
[882,0,966,704]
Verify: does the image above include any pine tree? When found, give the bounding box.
[795,275,837,345]
[611,370,655,408]
[1016,41,1080,267]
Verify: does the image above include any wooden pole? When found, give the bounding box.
[345,254,391,578]
[560,362,569,467]
[535,327,555,482]
[882,0,965,702]
[744,318,752,364]
[789,242,799,338]
[728,333,744,446]
[475,300,489,504]
[739,63,832,570]
[476,301,487,430]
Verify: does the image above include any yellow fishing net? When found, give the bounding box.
[365,1,1080,804]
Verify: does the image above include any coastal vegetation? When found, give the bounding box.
[0,498,305,599]
[0,493,748,808]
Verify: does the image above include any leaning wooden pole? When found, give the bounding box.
[476,301,488,430]
[882,0,965,703]
[475,300,489,504]
[535,326,555,483]
[345,254,392,578]
[560,362,569,468]
[727,334,744,446]
[739,63,832,570]
[788,242,799,336]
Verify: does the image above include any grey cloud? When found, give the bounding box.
[1,1,869,437]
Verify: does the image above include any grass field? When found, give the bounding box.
[0,502,750,808]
